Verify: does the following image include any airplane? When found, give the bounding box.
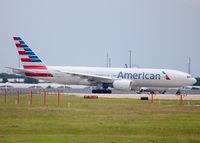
[7,37,197,94]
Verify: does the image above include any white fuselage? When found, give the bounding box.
[12,37,197,92]
[35,66,196,88]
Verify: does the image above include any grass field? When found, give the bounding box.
[0,95,200,143]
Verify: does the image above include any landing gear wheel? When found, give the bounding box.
[176,89,181,95]
[92,90,97,93]
[107,90,112,94]
[92,89,112,94]
[150,91,155,94]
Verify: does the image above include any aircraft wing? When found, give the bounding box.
[7,67,114,83]
[53,70,114,83]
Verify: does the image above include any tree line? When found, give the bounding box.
[0,73,38,84]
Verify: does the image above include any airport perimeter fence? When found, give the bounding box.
[0,87,70,106]
[0,87,63,95]
[0,87,200,106]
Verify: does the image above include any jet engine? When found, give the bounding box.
[113,80,135,90]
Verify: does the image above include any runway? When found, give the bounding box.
[71,93,200,100]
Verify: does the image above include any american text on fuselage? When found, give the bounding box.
[117,71,161,80]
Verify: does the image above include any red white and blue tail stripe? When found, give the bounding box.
[13,37,47,70]
[13,37,53,77]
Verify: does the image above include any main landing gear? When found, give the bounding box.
[92,83,112,94]
[92,89,112,94]
[176,89,181,95]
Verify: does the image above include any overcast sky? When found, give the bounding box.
[0,0,200,76]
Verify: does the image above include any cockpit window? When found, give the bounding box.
[187,76,192,78]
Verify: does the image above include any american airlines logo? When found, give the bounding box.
[117,71,171,80]
[162,71,171,80]
[117,72,161,80]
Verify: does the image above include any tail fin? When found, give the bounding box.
[13,37,48,70]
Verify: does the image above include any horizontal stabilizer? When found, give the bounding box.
[5,67,36,74]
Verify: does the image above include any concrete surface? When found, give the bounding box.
[70,93,200,100]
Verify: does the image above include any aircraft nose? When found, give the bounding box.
[191,78,197,85]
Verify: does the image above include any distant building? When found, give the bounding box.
[0,78,25,83]
[7,78,25,83]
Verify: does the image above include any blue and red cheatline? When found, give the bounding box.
[25,72,53,77]
[23,65,48,70]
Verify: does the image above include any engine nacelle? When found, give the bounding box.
[113,80,134,90]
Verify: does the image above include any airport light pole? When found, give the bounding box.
[109,57,111,67]
[106,53,111,68]
[106,53,109,68]
[188,57,191,74]
[128,50,132,68]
